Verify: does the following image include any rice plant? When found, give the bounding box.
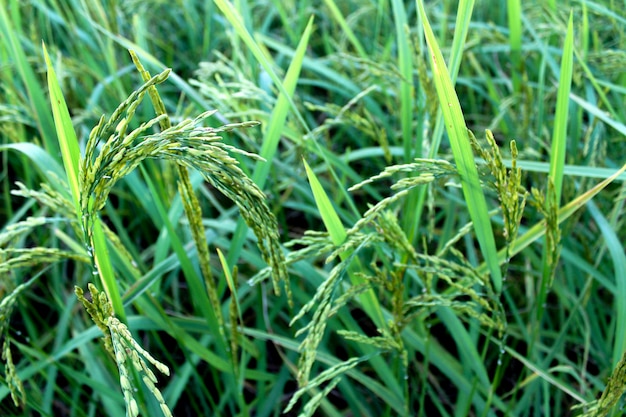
[1,0,626,416]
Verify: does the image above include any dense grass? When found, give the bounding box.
[1,1,626,416]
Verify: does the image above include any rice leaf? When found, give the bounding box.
[302,158,385,330]
[43,42,124,319]
[549,13,574,204]
[225,15,314,269]
[42,43,81,218]
[417,1,503,293]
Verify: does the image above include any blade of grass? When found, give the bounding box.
[391,0,414,162]
[0,9,57,155]
[322,0,367,59]
[417,1,502,293]
[406,0,475,244]
[303,158,346,247]
[253,17,313,189]
[42,43,81,218]
[216,248,248,415]
[90,218,124,320]
[446,0,475,87]
[0,143,65,185]
[507,0,523,95]
[505,346,588,404]
[548,13,574,205]
[218,248,243,331]
[569,93,626,136]
[212,0,309,132]
[227,17,313,268]
[535,13,574,338]
[586,201,626,368]
[43,43,125,320]
[499,159,626,182]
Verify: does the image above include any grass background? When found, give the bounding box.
[1,0,626,416]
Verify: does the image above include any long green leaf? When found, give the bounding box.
[549,13,574,204]
[212,0,309,132]
[586,201,626,368]
[91,219,124,319]
[302,159,347,247]
[227,16,314,267]
[322,0,367,59]
[417,1,502,293]
[0,11,57,155]
[43,42,125,320]
[505,347,587,404]
[405,0,475,245]
[0,143,65,182]
[254,17,313,188]
[302,158,386,330]
[391,0,414,162]
[507,0,523,95]
[43,43,81,219]
[534,13,574,336]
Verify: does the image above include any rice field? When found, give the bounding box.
[1,1,625,416]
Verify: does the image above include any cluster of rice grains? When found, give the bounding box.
[75,284,171,417]
[80,67,288,303]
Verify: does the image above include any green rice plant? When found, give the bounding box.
[265,149,511,414]
[390,0,414,162]
[3,0,626,415]
[244,1,626,413]
[76,66,287,414]
[79,65,288,295]
[278,2,626,414]
[130,51,239,387]
[1,48,289,416]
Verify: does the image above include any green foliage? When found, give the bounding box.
[1,0,626,416]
